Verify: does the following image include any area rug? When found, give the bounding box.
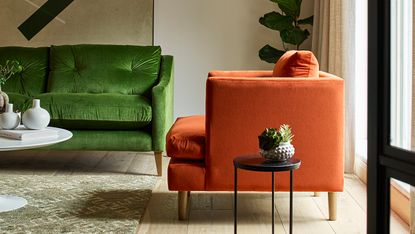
[0,175,157,233]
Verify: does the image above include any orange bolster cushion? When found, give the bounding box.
[273,50,319,77]
[166,115,206,160]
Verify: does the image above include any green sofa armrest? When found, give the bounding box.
[152,55,174,151]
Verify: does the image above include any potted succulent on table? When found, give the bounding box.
[0,60,23,113]
[258,124,295,161]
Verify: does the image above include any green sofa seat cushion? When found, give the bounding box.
[44,130,152,151]
[48,44,162,96]
[36,93,152,130]
[0,46,49,96]
[7,92,32,112]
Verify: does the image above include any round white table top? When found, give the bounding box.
[0,127,72,151]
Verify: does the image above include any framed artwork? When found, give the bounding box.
[0,0,154,46]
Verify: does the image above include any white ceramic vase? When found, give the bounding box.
[0,103,20,130]
[22,99,50,130]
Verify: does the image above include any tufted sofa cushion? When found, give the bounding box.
[0,46,49,96]
[37,93,152,130]
[47,44,162,96]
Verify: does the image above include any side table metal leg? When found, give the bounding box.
[290,170,293,234]
[272,171,275,234]
[234,166,237,234]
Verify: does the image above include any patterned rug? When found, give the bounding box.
[0,175,157,233]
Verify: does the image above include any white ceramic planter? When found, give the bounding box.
[0,103,20,130]
[22,99,50,130]
[260,142,295,161]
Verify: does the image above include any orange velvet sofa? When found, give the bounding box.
[166,70,344,220]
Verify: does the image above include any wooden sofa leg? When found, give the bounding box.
[328,192,337,221]
[178,191,190,220]
[154,152,162,176]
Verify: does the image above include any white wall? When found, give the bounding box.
[154,0,314,117]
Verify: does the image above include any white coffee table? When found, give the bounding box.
[0,127,72,212]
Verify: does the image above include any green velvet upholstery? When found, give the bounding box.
[7,92,32,112]
[37,93,152,130]
[0,44,173,153]
[45,130,152,151]
[48,45,162,96]
[152,56,174,151]
[0,47,49,96]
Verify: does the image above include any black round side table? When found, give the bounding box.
[233,155,301,234]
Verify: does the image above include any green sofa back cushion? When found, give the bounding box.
[48,44,162,96]
[0,46,49,96]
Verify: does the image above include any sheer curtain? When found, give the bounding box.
[312,0,356,173]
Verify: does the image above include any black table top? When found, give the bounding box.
[233,155,301,172]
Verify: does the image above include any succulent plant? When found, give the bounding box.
[279,124,294,143]
[258,124,294,150]
[258,128,279,150]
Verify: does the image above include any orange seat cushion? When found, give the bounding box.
[273,50,319,77]
[168,158,206,191]
[166,115,205,160]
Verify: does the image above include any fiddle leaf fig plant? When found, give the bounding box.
[259,0,313,63]
[258,124,294,150]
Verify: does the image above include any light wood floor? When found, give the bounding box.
[0,151,409,234]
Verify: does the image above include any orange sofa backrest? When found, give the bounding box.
[205,71,344,191]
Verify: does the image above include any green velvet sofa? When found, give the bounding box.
[0,44,174,176]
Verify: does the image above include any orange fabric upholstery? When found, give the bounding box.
[166,115,205,160]
[273,50,319,77]
[168,158,205,191]
[168,71,344,193]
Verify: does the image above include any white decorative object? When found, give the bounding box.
[260,142,295,161]
[0,103,20,130]
[0,126,58,140]
[22,99,50,130]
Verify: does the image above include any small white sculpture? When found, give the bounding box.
[0,103,20,130]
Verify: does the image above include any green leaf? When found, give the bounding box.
[259,45,286,63]
[259,12,294,31]
[270,0,300,17]
[280,28,310,46]
[298,15,313,25]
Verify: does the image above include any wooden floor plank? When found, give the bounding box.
[136,157,188,234]
[31,151,79,175]
[344,174,367,212]
[275,192,334,234]
[0,150,43,175]
[127,152,157,176]
[312,192,366,234]
[237,193,286,234]
[187,210,233,234]
[67,151,107,175]
[391,212,410,234]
